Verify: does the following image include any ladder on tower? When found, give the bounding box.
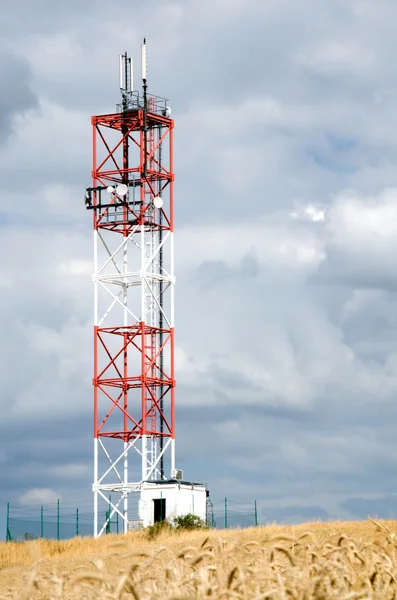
[144,212,158,479]
[142,96,160,481]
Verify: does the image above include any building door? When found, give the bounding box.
[153,498,166,523]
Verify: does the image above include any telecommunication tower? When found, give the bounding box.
[86,40,207,537]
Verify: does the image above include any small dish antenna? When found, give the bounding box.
[107,186,115,194]
[153,196,163,209]
[116,184,128,197]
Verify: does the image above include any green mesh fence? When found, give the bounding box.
[5,496,261,541]
[212,499,259,529]
[6,500,120,541]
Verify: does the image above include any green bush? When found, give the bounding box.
[145,518,171,540]
[145,513,207,539]
[173,513,207,531]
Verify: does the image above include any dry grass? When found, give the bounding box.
[1,520,397,598]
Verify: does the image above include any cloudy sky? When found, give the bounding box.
[2,0,397,532]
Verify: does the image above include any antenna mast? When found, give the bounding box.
[119,51,133,111]
[142,38,148,179]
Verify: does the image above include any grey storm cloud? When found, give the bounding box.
[340,495,397,520]
[3,0,397,531]
[0,53,37,142]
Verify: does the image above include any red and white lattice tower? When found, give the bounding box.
[86,41,176,537]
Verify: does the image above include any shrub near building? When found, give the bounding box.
[146,513,207,539]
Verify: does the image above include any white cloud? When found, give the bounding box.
[177,217,325,272]
[328,189,397,238]
[18,488,60,505]
[45,464,90,479]
[173,187,397,414]
[290,203,326,222]
[341,289,385,320]
[315,187,397,288]
[60,259,92,276]
[296,40,375,73]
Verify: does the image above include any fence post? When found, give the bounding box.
[41,505,44,538]
[254,500,258,526]
[224,497,228,529]
[76,508,79,537]
[6,502,11,541]
[57,499,60,541]
[106,494,111,534]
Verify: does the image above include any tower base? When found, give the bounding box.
[138,480,207,527]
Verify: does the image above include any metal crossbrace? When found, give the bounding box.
[98,438,141,484]
[130,231,171,278]
[98,437,170,487]
[98,280,140,323]
[98,224,140,275]
[145,438,171,480]
[143,276,172,328]
[144,231,171,276]
[98,226,170,280]
[98,231,122,275]
[97,490,126,537]
[98,288,123,327]
[98,438,123,484]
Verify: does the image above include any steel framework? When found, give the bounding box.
[87,48,175,537]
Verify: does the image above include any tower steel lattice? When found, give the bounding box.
[86,42,175,537]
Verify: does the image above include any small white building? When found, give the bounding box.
[139,480,207,527]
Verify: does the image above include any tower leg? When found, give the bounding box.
[94,438,98,537]
[142,434,147,481]
[124,441,128,534]
[171,438,175,473]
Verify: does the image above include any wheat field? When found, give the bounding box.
[1,520,397,598]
